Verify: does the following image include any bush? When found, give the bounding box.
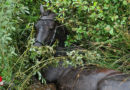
[0,0,129,89]
[43,0,129,46]
[43,0,130,70]
[0,0,29,89]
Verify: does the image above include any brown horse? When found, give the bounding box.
[34,5,130,90]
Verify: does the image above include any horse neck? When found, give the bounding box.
[55,23,68,47]
[43,62,71,83]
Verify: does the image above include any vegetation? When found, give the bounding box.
[0,0,129,89]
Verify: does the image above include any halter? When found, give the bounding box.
[40,16,54,21]
[35,40,44,46]
[35,16,57,46]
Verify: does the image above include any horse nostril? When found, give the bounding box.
[34,43,43,47]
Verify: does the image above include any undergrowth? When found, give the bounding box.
[0,0,129,89]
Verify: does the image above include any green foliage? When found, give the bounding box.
[44,0,129,47]
[0,0,20,83]
[0,0,129,89]
[0,0,29,89]
[43,0,130,70]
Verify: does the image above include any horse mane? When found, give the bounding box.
[55,22,68,47]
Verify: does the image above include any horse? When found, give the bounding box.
[42,63,130,90]
[34,5,130,90]
[34,5,67,47]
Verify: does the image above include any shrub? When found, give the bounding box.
[0,0,129,89]
[43,0,130,71]
[0,0,29,89]
[43,0,129,47]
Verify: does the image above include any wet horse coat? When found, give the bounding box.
[42,64,130,90]
[34,5,130,90]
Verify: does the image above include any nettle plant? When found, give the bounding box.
[43,0,129,47]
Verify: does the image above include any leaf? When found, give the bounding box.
[94,2,97,6]
[37,71,42,80]
[83,6,88,10]
[105,25,111,31]
[109,28,114,35]
[123,1,127,5]
[103,4,109,9]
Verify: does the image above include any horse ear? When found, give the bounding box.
[40,4,44,15]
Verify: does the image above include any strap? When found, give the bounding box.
[40,16,54,20]
[35,40,44,45]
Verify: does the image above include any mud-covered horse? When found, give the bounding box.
[34,5,130,90]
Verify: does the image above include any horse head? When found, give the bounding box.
[34,5,67,47]
[34,5,57,46]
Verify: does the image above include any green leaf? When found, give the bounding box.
[123,1,127,5]
[109,28,114,35]
[103,4,109,9]
[94,2,97,6]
